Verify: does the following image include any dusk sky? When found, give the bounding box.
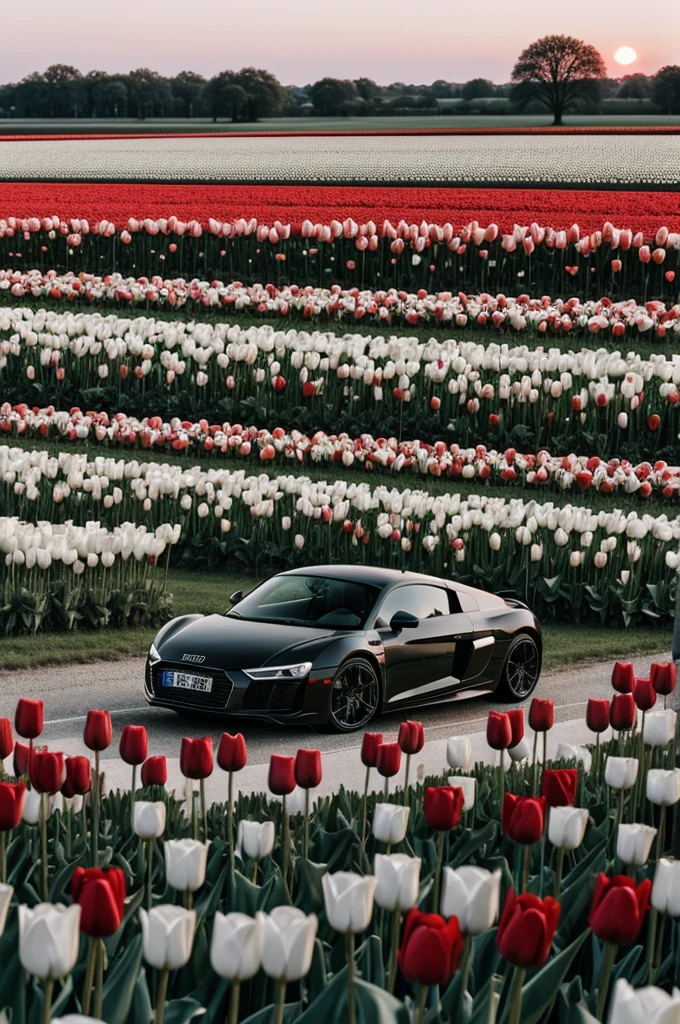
[2,0,678,84]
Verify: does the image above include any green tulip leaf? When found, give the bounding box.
[240,1001,302,1023]
[499,929,589,1024]
[163,996,207,1023]
[295,858,328,915]
[102,933,144,1024]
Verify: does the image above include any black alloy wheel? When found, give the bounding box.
[498,633,541,702]
[329,657,380,732]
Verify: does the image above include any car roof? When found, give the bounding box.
[282,564,459,591]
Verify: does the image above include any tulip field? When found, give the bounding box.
[0,664,679,1024]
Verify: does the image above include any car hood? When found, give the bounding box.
[157,614,338,670]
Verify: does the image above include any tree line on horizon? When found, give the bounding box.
[0,37,678,124]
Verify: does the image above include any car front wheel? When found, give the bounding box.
[328,657,381,732]
[496,632,541,702]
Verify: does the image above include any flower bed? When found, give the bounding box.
[3,448,680,630]
[0,669,677,1022]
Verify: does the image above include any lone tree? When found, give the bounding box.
[511,35,606,125]
[653,66,680,114]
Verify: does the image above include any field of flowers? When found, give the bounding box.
[0,670,678,1023]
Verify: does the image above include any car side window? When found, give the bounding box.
[374,585,449,628]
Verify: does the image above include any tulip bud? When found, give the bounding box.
[360,732,384,767]
[374,853,421,912]
[446,736,473,773]
[237,820,275,861]
[605,756,638,790]
[586,698,609,733]
[398,720,424,755]
[399,908,465,984]
[261,906,317,981]
[294,748,322,789]
[610,693,636,731]
[486,711,512,750]
[651,662,677,697]
[0,719,14,761]
[424,785,464,831]
[217,732,247,773]
[548,806,588,850]
[164,839,208,892]
[372,803,410,845]
[497,889,559,968]
[651,858,680,915]
[15,698,44,740]
[643,709,677,746]
[30,750,64,795]
[72,866,126,937]
[268,754,296,795]
[140,905,196,969]
[322,871,377,934]
[141,755,168,787]
[19,903,81,979]
[633,676,656,712]
[529,698,554,732]
[617,823,656,867]
[611,661,635,693]
[83,710,112,752]
[441,866,501,935]
[180,737,213,779]
[646,768,680,806]
[541,768,578,807]
[210,910,266,981]
[376,742,401,778]
[119,725,148,765]
[448,774,476,811]
[133,800,167,839]
[0,781,26,830]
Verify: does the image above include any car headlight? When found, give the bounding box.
[148,642,161,666]
[243,662,312,681]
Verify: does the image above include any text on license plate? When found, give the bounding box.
[161,670,213,693]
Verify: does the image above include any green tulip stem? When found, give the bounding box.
[594,734,601,781]
[656,809,666,864]
[281,795,291,903]
[191,781,198,841]
[81,801,88,849]
[94,938,104,1019]
[41,978,54,1024]
[228,771,235,878]
[65,808,72,859]
[384,777,389,801]
[0,830,5,885]
[303,787,311,861]
[82,937,97,1015]
[459,934,472,996]
[184,888,193,910]
[498,750,504,810]
[596,942,618,1021]
[654,911,667,975]
[131,763,137,825]
[200,778,207,841]
[387,910,401,995]
[228,980,240,1024]
[39,791,49,901]
[554,847,565,897]
[521,844,530,894]
[146,839,153,909]
[155,967,169,1024]
[507,965,526,1024]
[360,767,370,850]
[432,831,445,913]
[92,751,100,867]
[346,931,357,1024]
[532,731,539,795]
[487,974,502,1024]
[403,754,411,802]
[646,908,658,981]
[251,861,258,885]
[542,732,547,783]
[271,979,286,1024]
[414,985,429,1024]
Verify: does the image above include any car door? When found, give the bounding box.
[373,584,473,705]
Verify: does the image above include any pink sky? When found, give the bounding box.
[2,0,678,84]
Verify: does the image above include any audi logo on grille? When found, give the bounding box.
[182,653,206,664]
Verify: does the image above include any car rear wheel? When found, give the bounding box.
[328,657,380,732]
[496,632,541,702]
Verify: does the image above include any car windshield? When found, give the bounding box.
[228,574,381,630]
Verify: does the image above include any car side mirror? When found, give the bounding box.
[389,610,419,631]
[229,590,243,605]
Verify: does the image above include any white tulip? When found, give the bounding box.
[261,907,318,981]
[617,823,657,867]
[446,736,473,773]
[322,871,377,934]
[18,903,81,980]
[210,911,265,981]
[647,769,680,807]
[372,804,410,846]
[608,978,680,1024]
[164,839,207,892]
[139,905,195,970]
[548,807,589,850]
[644,710,677,746]
[374,854,421,912]
[133,801,166,840]
[605,756,638,790]
[0,883,13,937]
[448,775,476,811]
[508,737,531,762]
[651,859,680,916]
[441,867,501,935]
[555,742,592,773]
[22,786,52,825]
[237,820,275,861]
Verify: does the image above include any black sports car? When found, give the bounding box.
[145,566,542,732]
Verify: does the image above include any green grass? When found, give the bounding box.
[0,567,670,672]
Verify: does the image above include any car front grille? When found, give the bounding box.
[152,664,234,711]
[243,681,300,713]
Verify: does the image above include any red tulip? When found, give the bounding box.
[294,748,322,790]
[0,719,14,761]
[633,677,656,712]
[610,693,636,731]
[398,720,425,755]
[13,741,30,777]
[424,785,464,831]
[15,698,44,740]
[180,737,213,779]
[217,733,247,773]
[486,711,512,750]
[63,755,91,796]
[589,874,651,945]
[650,662,677,697]
[360,732,384,767]
[586,698,610,733]
[541,768,578,807]
[119,725,148,765]
[141,755,168,787]
[72,866,126,937]
[29,750,64,795]
[268,754,296,796]
[0,781,26,830]
[507,708,525,747]
[529,698,554,732]
[376,742,402,778]
[611,661,635,694]
[84,710,112,752]
[398,908,465,986]
[502,793,546,845]
[497,889,560,967]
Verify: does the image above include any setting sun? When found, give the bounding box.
[614,45,638,65]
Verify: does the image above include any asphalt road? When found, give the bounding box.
[1,650,674,767]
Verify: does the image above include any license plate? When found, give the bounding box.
[160,670,213,693]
